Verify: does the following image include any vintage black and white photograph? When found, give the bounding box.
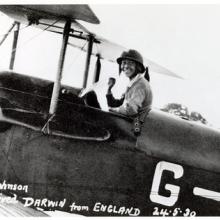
[0,2,219,217]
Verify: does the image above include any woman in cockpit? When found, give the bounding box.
[106,49,153,116]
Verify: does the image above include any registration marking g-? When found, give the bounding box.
[150,161,184,206]
[150,161,220,207]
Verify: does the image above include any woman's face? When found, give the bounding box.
[121,59,137,79]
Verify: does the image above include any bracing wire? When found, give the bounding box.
[10,20,60,53]
[0,20,60,66]
[0,23,29,39]
[65,41,88,72]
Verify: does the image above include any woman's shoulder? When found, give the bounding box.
[136,76,151,88]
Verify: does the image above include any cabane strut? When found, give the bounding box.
[49,19,71,115]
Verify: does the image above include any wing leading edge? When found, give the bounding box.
[0,5,100,24]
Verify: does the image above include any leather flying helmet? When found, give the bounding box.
[117,49,145,73]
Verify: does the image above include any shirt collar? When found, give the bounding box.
[127,74,143,88]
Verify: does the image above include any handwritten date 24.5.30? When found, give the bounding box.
[153,207,196,216]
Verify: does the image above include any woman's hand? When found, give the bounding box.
[107,77,116,94]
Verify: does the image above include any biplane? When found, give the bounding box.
[0,4,219,217]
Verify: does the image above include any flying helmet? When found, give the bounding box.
[117,49,145,73]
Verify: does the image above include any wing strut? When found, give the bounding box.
[0,22,17,46]
[49,19,71,115]
[9,22,20,70]
[93,54,101,83]
[82,35,94,88]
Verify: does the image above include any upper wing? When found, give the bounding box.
[0,5,181,79]
[68,35,182,79]
[143,58,182,79]
[0,5,100,24]
[68,35,127,63]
